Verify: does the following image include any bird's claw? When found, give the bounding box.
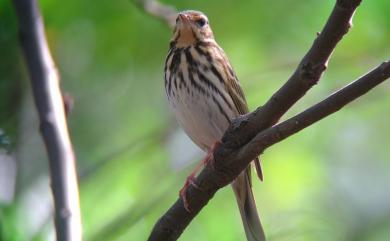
[179,175,200,212]
[179,141,221,212]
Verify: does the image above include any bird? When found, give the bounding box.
[164,10,266,241]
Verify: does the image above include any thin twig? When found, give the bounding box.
[12,0,82,240]
[132,0,177,29]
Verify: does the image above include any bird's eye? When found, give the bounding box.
[196,18,207,27]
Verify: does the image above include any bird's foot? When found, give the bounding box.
[179,173,199,212]
[179,140,222,212]
[204,140,222,170]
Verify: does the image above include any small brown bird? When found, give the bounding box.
[164,10,265,241]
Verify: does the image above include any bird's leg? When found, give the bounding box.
[179,157,206,212]
[179,140,222,212]
[203,141,221,170]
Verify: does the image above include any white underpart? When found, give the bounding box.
[166,46,237,152]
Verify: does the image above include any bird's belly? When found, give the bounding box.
[169,90,235,151]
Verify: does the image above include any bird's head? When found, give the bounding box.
[171,10,214,48]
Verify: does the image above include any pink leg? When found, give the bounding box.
[179,141,222,212]
[179,172,198,212]
[203,141,221,170]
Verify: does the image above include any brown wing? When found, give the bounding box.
[224,65,249,115]
[221,53,264,182]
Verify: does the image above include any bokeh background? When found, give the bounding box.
[1,0,390,240]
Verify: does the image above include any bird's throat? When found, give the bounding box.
[176,28,197,47]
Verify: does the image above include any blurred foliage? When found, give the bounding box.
[1,0,390,241]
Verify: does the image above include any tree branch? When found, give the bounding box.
[132,0,177,29]
[225,61,390,176]
[12,0,82,240]
[221,0,362,150]
[145,0,390,240]
[149,60,390,240]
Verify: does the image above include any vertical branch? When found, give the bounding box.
[12,0,82,240]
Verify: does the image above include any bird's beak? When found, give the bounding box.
[178,13,189,23]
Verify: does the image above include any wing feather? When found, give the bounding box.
[216,48,264,182]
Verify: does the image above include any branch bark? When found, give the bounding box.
[12,0,82,240]
[144,0,390,240]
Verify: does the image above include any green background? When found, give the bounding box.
[1,0,389,240]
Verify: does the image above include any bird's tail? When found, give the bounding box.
[232,169,266,241]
